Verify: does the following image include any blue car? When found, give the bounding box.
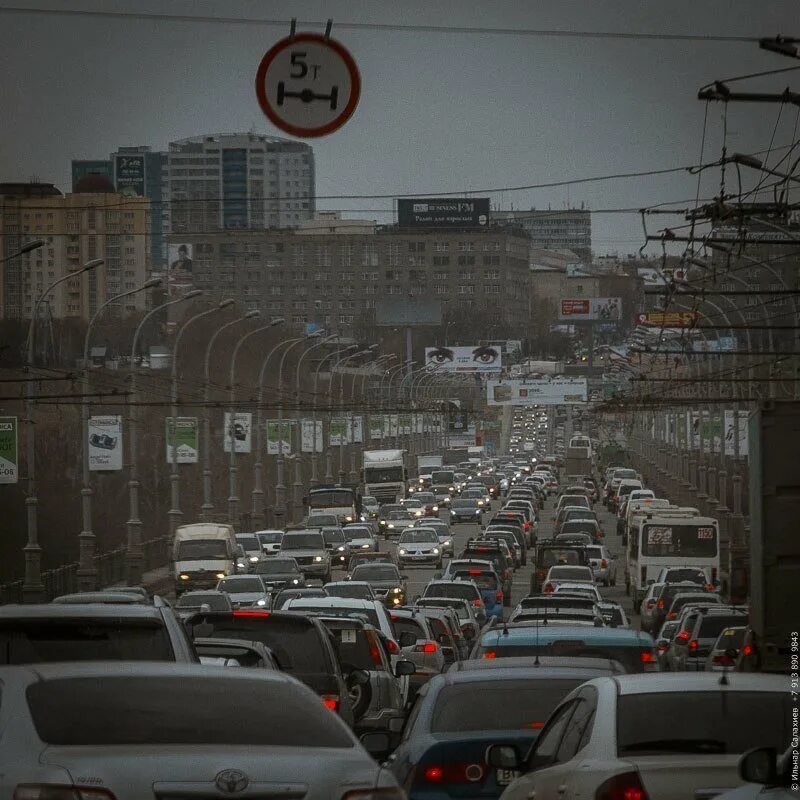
[439,562,505,620]
[387,666,614,800]
[471,625,659,673]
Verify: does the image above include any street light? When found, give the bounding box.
[77,276,162,592]
[21,255,103,602]
[167,298,235,536]
[332,348,374,483]
[200,308,259,521]
[125,288,203,584]
[0,238,45,265]
[382,361,412,447]
[227,317,284,525]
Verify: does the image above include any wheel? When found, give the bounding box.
[347,675,373,720]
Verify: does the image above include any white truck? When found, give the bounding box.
[173,522,238,595]
[363,449,408,503]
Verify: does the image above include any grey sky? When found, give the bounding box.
[1,0,799,255]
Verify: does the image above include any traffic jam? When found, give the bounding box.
[0,406,788,800]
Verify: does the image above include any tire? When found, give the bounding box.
[347,676,373,721]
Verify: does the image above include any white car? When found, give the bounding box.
[490,673,789,800]
[552,582,602,603]
[342,524,378,552]
[397,528,443,568]
[584,544,617,586]
[638,581,666,633]
[0,662,404,798]
[254,529,284,556]
[544,565,595,592]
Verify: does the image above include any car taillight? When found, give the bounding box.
[742,643,754,657]
[468,569,482,575]
[417,641,438,654]
[601,559,608,568]
[321,694,340,711]
[712,653,735,665]
[595,771,649,800]
[481,650,496,659]
[524,522,530,530]
[386,639,400,655]
[656,599,664,609]
[14,788,117,800]
[640,649,657,664]
[688,640,698,651]
[676,630,689,642]
[473,598,482,606]
[495,590,503,603]
[369,641,384,665]
[420,763,485,785]
[705,583,714,591]
[666,611,677,620]
[233,610,270,617]
[544,583,553,593]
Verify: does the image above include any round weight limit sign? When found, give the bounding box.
[255,33,361,138]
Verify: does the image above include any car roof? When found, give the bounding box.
[287,597,379,608]
[0,604,164,619]
[609,672,787,694]
[434,666,619,686]
[450,656,625,673]
[480,625,654,646]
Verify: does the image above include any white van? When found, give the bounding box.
[173,523,237,595]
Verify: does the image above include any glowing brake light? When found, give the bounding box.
[544,583,554,593]
[233,610,270,618]
[639,649,657,663]
[386,639,400,655]
[420,641,438,654]
[482,650,497,659]
[472,598,483,606]
[468,569,482,575]
[496,590,503,603]
[688,639,698,651]
[742,643,754,657]
[656,599,664,609]
[321,694,340,712]
[676,630,690,642]
[666,611,677,620]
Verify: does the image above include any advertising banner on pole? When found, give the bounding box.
[301,419,323,453]
[724,410,749,457]
[223,412,252,453]
[351,416,364,444]
[165,417,199,464]
[266,420,294,455]
[88,415,123,471]
[0,417,19,484]
[486,378,588,406]
[330,418,347,446]
[389,415,399,437]
[424,345,502,373]
[399,414,412,435]
[687,411,700,450]
[701,413,723,453]
[369,416,384,440]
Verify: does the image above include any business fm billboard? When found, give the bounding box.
[425,345,502,373]
[486,378,588,406]
[398,198,489,228]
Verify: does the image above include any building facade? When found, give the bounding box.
[169,221,531,336]
[0,182,150,321]
[493,208,592,261]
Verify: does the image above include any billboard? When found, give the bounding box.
[88,416,123,471]
[168,243,194,296]
[329,418,348,446]
[301,419,323,453]
[114,153,145,197]
[425,345,502,373]
[724,410,749,457]
[0,417,18,484]
[223,412,252,453]
[398,197,489,228]
[486,378,588,406]
[165,417,199,464]
[374,297,442,326]
[266,420,295,455]
[559,297,622,321]
[635,311,698,328]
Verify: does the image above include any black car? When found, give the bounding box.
[449,498,484,523]
[530,541,589,594]
[252,557,306,593]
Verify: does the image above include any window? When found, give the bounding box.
[483,255,501,266]
[434,241,449,252]
[555,694,596,762]
[408,241,426,252]
[457,255,475,266]
[527,701,577,768]
[339,271,354,281]
[433,256,450,266]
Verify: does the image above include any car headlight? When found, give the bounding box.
[414,510,422,517]
[432,548,440,555]
[337,546,345,552]
[314,556,323,562]
[443,539,453,546]
[443,497,451,504]
[249,555,259,563]
[477,500,484,506]
[256,599,267,606]
[398,548,406,555]
[216,572,226,579]
[361,543,371,549]
[388,523,395,529]
[292,578,300,585]
[345,515,353,522]
[475,509,481,514]
[432,505,439,512]
[379,520,386,526]
[392,587,403,594]
[179,573,190,581]
[449,487,454,492]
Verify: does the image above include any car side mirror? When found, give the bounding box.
[739,747,779,786]
[486,744,521,770]
[360,731,392,759]
[395,659,416,677]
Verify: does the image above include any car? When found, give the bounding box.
[543,565,594,592]
[252,557,306,593]
[325,580,376,600]
[486,524,528,565]
[389,608,446,696]
[653,620,678,670]
[638,581,666,633]
[254,529,284,555]
[235,533,264,566]
[397,527,443,568]
[216,575,271,609]
[559,519,603,541]
[378,503,405,532]
[552,583,602,602]
[271,586,328,609]
[414,518,454,556]
[347,550,396,573]
[649,581,715,630]
[670,607,749,671]
[349,562,408,606]
[384,510,419,535]
[279,530,332,582]
[655,565,712,587]
[387,667,617,799]
[449,498,484,523]
[488,673,790,800]
[584,544,617,586]
[412,491,440,516]
[343,524,379,552]
[360,495,380,520]
[705,625,747,671]
[461,487,490,507]
[0,603,198,663]
[413,605,468,664]
[415,575,488,626]
[0,662,403,796]
[554,494,591,514]
[596,601,629,628]
[473,625,658,673]
[321,526,350,569]
[414,597,481,643]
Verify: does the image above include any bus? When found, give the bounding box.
[307,485,360,525]
[629,511,719,605]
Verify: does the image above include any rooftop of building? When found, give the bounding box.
[0,182,63,198]
[169,132,313,151]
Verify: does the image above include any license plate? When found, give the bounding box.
[496,769,519,786]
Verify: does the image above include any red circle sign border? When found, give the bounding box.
[255,32,361,138]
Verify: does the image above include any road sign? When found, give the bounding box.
[635,311,698,328]
[0,417,18,484]
[255,32,361,138]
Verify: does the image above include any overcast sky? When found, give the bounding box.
[2,0,799,255]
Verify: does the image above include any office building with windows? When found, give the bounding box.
[492,207,592,261]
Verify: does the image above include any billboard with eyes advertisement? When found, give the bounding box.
[424,345,502,373]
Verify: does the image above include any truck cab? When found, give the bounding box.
[173,523,237,595]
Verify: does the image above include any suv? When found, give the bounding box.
[670,607,749,670]
[279,530,331,582]
[0,603,198,663]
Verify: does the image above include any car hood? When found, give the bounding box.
[227,592,267,603]
[255,572,302,583]
[365,579,405,590]
[399,542,439,551]
[280,548,327,559]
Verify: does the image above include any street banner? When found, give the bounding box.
[414,414,423,434]
[724,410,749,457]
[701,413,723,453]
[0,417,19,484]
[223,412,252,453]
[165,417,199,464]
[635,311,698,328]
[329,418,348,446]
[559,297,622,321]
[687,411,700,450]
[88,415,123,471]
[266,420,294,455]
[399,414,413,435]
[676,412,687,449]
[424,345,502,373]
[369,416,384,440]
[389,415,399,437]
[486,378,588,406]
[301,419,323,453]
[351,416,364,444]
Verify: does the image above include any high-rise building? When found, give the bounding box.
[166,133,315,234]
[71,160,113,189]
[492,208,592,261]
[0,180,150,322]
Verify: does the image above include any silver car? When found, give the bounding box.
[413,518,454,556]
[216,575,270,609]
[397,528,443,568]
[280,530,331,581]
[0,662,403,798]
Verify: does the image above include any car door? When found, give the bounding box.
[550,689,598,800]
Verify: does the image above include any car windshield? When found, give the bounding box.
[550,567,591,580]
[344,527,372,541]
[399,530,438,543]
[351,565,401,581]
[218,577,265,593]
[362,497,378,507]
[176,540,229,560]
[617,692,789,754]
[176,593,231,611]
[453,572,497,589]
[255,560,299,575]
[235,536,260,551]
[415,494,435,503]
[322,529,345,545]
[664,568,707,583]
[325,584,372,599]
[424,583,479,600]
[256,532,283,544]
[697,615,748,639]
[431,679,584,732]
[27,677,353,747]
[281,533,324,549]
[0,619,174,663]
[452,499,479,508]
[388,511,413,519]
[561,521,598,534]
